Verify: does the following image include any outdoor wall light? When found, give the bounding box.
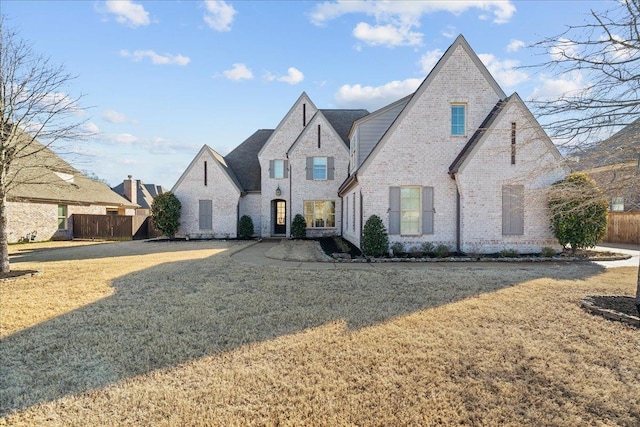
[275,185,281,196]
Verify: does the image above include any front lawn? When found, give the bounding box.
[1,240,638,426]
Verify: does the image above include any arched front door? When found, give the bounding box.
[272,199,286,235]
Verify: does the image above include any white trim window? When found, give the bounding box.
[304,200,335,228]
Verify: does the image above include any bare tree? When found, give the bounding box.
[0,17,88,272]
[529,0,640,315]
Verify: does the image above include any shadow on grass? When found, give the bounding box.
[0,249,605,417]
[9,240,223,264]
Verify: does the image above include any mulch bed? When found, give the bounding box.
[590,296,640,318]
[581,295,640,328]
[0,270,40,282]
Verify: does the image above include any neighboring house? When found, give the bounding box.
[6,139,137,242]
[173,35,567,253]
[571,120,640,212]
[112,176,167,216]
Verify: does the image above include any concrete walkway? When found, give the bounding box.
[231,239,639,270]
[594,243,639,268]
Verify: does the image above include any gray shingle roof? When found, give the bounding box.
[225,129,273,192]
[320,109,370,147]
[572,119,640,169]
[7,138,136,207]
[112,180,167,209]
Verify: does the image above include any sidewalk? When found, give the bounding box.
[594,243,639,268]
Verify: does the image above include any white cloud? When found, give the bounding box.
[549,37,578,61]
[478,53,529,88]
[310,1,516,48]
[83,122,100,134]
[506,39,525,53]
[109,133,139,144]
[222,63,254,81]
[529,73,588,102]
[204,0,236,31]
[103,109,133,123]
[419,49,443,74]
[352,22,422,47]
[120,50,190,66]
[265,67,305,85]
[104,0,150,27]
[334,78,421,110]
[441,26,456,39]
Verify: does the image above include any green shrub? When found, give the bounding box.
[433,244,450,258]
[238,215,254,239]
[548,173,608,253]
[151,192,181,239]
[421,241,435,255]
[540,246,556,257]
[291,214,307,238]
[390,241,404,256]
[499,248,519,258]
[361,215,389,257]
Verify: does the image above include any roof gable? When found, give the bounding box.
[172,145,243,194]
[356,34,507,176]
[449,93,565,175]
[286,111,349,155]
[258,92,317,158]
[225,129,273,192]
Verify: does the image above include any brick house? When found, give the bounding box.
[571,119,640,212]
[6,139,137,242]
[112,176,167,216]
[173,35,567,253]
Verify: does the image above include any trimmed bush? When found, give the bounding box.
[433,244,450,258]
[151,192,182,239]
[421,242,435,255]
[548,173,608,253]
[291,214,307,238]
[390,241,404,256]
[361,215,389,257]
[540,246,556,257]
[238,215,254,239]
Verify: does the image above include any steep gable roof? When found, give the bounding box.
[171,145,243,194]
[354,34,507,177]
[449,93,564,175]
[319,109,369,147]
[286,110,351,155]
[7,138,136,207]
[448,98,508,175]
[258,92,316,158]
[225,129,273,192]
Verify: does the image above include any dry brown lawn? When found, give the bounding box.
[1,240,639,426]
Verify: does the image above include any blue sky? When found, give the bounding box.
[2,0,606,188]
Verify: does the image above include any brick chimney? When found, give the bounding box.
[123,175,137,205]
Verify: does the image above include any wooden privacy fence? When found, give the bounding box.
[72,215,162,240]
[605,212,640,245]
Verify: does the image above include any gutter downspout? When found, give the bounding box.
[456,187,460,253]
[449,171,461,253]
[287,153,291,238]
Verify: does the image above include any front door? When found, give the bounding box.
[273,200,286,235]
